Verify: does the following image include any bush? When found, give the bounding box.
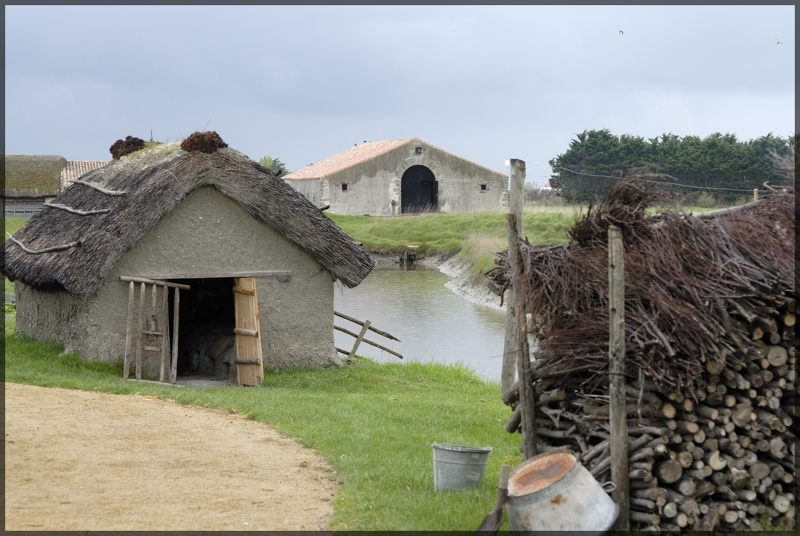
[109,136,146,160]
[180,131,228,154]
[696,191,717,208]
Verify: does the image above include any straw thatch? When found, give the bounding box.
[488,156,795,397]
[3,143,375,300]
[4,155,67,197]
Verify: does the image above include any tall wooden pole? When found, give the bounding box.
[608,225,629,530]
[503,160,536,459]
[502,159,525,394]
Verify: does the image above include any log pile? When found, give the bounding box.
[489,155,796,532]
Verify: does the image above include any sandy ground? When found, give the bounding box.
[4,382,339,531]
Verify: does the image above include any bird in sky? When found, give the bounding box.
[776,38,783,45]
[619,30,623,35]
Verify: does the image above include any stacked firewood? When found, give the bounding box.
[492,168,796,532]
[506,296,796,531]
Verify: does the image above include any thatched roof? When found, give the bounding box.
[3,143,375,300]
[487,161,795,396]
[4,155,67,197]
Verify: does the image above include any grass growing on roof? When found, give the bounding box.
[3,312,523,531]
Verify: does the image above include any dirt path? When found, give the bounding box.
[4,382,339,531]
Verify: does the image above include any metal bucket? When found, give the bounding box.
[431,443,492,491]
[506,450,619,534]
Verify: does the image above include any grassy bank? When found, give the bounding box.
[329,206,578,275]
[4,312,522,531]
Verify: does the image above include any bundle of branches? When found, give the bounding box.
[487,176,795,398]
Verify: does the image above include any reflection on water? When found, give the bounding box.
[334,264,506,382]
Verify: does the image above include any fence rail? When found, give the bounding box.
[334,310,403,360]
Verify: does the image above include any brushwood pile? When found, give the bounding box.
[488,159,796,532]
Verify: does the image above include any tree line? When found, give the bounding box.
[548,129,796,203]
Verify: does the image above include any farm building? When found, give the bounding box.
[4,155,66,218]
[283,137,509,215]
[3,141,375,384]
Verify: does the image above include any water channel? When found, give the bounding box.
[333,264,506,382]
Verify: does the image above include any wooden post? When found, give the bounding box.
[504,159,536,459]
[502,158,525,394]
[135,282,146,380]
[150,283,158,331]
[170,288,180,383]
[160,285,169,382]
[509,212,536,459]
[123,281,135,379]
[349,320,371,359]
[608,225,629,530]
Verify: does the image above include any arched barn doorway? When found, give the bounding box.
[401,165,438,213]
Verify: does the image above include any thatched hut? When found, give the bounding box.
[3,142,375,381]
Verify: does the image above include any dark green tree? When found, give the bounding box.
[548,130,793,203]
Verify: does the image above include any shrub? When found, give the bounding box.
[109,136,146,160]
[696,191,717,208]
[180,131,228,154]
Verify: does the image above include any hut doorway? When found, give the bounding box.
[167,276,263,386]
[401,165,438,213]
[168,277,237,381]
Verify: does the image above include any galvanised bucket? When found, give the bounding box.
[432,443,492,491]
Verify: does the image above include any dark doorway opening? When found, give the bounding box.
[401,165,438,213]
[167,277,237,380]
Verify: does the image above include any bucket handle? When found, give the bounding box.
[600,481,617,493]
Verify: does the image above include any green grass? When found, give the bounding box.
[3,312,524,531]
[329,207,579,275]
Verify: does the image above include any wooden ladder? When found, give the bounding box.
[122,276,190,382]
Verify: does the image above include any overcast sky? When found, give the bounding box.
[5,5,795,185]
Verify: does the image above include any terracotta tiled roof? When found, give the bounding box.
[284,139,413,180]
[60,160,110,190]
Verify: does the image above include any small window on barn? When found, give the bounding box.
[342,183,348,191]
[415,147,423,155]
[480,184,487,191]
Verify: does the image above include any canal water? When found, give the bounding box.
[333,264,506,382]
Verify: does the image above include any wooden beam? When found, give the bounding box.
[509,209,536,460]
[135,271,291,281]
[334,325,403,359]
[160,285,169,382]
[501,158,525,394]
[334,310,400,341]
[135,282,146,380]
[44,202,111,216]
[120,276,190,290]
[233,327,258,337]
[170,288,180,383]
[608,225,630,531]
[123,281,135,379]
[72,179,126,196]
[349,320,371,359]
